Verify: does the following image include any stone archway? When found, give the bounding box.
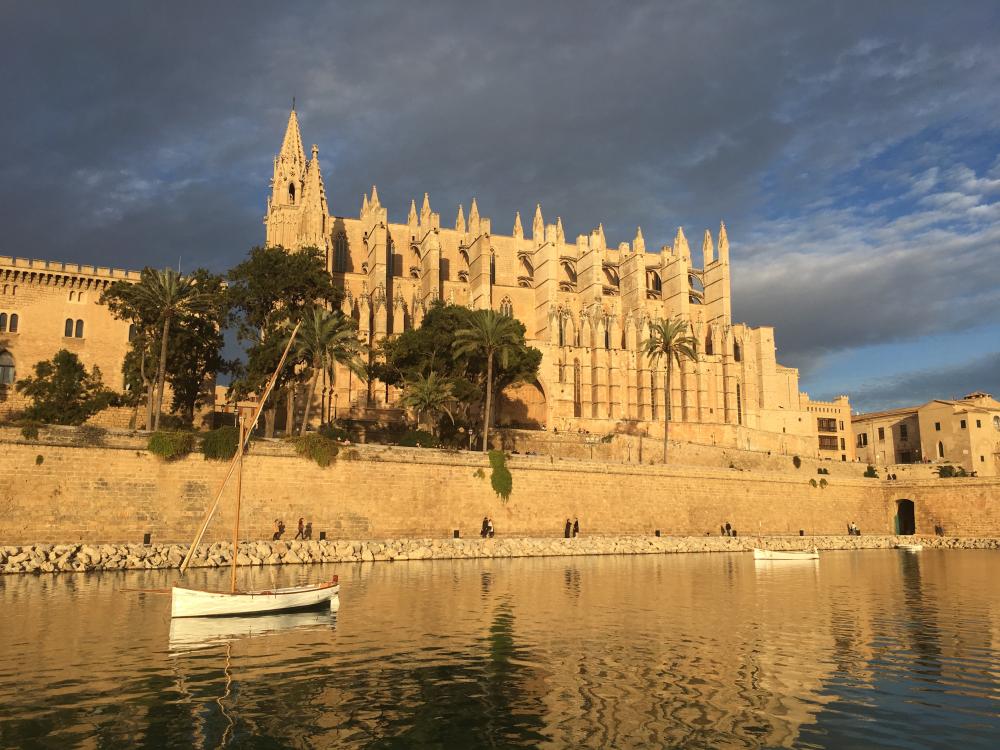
[895,499,916,535]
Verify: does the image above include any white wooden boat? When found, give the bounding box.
[164,322,342,620]
[171,577,339,618]
[753,548,819,561]
[895,543,923,552]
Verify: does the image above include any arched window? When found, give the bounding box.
[334,232,348,272]
[705,327,714,356]
[734,342,742,362]
[604,326,610,350]
[0,313,6,332]
[0,350,14,385]
[8,314,17,333]
[64,318,73,337]
[937,441,945,458]
[499,297,513,317]
[288,182,296,204]
[75,319,84,338]
[558,315,565,347]
[79,292,85,303]
[736,382,743,425]
[68,291,75,302]
[490,253,496,286]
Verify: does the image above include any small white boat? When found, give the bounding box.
[753,548,819,561]
[895,543,923,552]
[171,577,339,618]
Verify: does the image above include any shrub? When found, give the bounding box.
[792,455,802,469]
[398,429,439,448]
[809,478,818,487]
[819,478,828,489]
[20,421,41,441]
[488,450,512,503]
[201,426,242,462]
[35,454,44,465]
[293,434,339,467]
[934,465,967,478]
[863,464,879,479]
[148,431,195,461]
[318,423,351,442]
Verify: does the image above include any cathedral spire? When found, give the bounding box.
[633,226,645,253]
[297,144,329,247]
[456,204,466,233]
[361,193,369,216]
[532,204,544,242]
[702,229,714,265]
[421,193,432,225]
[279,108,307,171]
[469,198,480,227]
[408,199,418,226]
[717,221,729,262]
[370,185,380,208]
[513,211,523,238]
[556,217,565,245]
[674,227,690,261]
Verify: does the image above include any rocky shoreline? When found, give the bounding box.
[2,534,999,575]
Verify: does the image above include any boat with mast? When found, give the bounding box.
[171,322,339,618]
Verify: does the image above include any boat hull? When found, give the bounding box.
[896,544,923,552]
[171,581,339,618]
[753,548,819,561]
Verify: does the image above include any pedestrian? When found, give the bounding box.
[304,522,313,540]
[573,518,580,538]
[272,519,285,541]
[724,522,732,537]
[720,524,726,536]
[487,517,495,538]
[481,517,490,538]
[564,518,572,538]
[294,517,305,540]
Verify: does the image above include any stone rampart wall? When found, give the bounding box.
[0,427,997,545]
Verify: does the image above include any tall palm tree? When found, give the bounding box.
[641,317,699,463]
[291,307,365,435]
[453,309,524,452]
[398,372,455,435]
[129,268,215,431]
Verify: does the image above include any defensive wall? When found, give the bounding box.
[0,427,997,546]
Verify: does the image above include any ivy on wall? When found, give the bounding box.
[488,450,512,503]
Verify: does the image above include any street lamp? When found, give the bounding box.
[334,391,339,420]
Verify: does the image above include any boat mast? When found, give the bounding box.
[230,410,246,593]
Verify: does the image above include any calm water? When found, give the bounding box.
[1,550,999,749]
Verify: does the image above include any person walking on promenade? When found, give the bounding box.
[564,518,572,538]
[481,517,490,538]
[272,519,285,541]
[294,517,305,540]
[487,517,495,538]
[573,518,580,538]
[724,522,732,537]
[304,521,313,540]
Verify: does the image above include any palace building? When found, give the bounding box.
[262,109,854,459]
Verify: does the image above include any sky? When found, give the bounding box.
[1,1,998,412]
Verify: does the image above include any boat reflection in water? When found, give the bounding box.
[169,606,339,653]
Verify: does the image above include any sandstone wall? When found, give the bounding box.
[0,428,996,545]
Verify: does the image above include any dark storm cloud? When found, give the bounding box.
[846,352,1000,413]
[1,1,999,404]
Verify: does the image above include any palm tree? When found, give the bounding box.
[291,307,365,435]
[641,317,699,463]
[398,372,455,435]
[453,309,524,452]
[129,268,215,431]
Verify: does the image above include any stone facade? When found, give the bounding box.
[263,109,853,457]
[853,392,1000,477]
[0,257,138,419]
[1,427,996,546]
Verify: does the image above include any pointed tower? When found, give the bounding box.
[532,204,544,244]
[513,211,523,239]
[420,193,432,227]
[456,204,466,233]
[265,107,310,248]
[704,220,732,324]
[297,144,330,250]
[361,193,370,217]
[370,185,380,209]
[717,221,729,263]
[702,229,714,266]
[556,217,565,245]
[674,227,691,261]
[408,199,418,228]
[469,198,481,235]
[633,227,646,254]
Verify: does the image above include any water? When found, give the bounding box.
[1,550,998,749]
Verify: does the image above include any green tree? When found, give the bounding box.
[16,350,114,425]
[453,309,529,452]
[398,372,456,434]
[103,268,216,430]
[641,317,699,463]
[227,246,340,436]
[289,306,365,435]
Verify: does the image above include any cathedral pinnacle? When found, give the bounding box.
[633,226,645,253]
[370,185,380,208]
[513,211,523,238]
[469,198,480,226]
[408,199,418,226]
[279,108,306,170]
[532,204,544,241]
[456,204,466,233]
[702,229,714,265]
[717,221,729,262]
[556,217,565,245]
[674,227,690,260]
[421,193,432,225]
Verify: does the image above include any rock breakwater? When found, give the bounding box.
[2,535,999,575]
